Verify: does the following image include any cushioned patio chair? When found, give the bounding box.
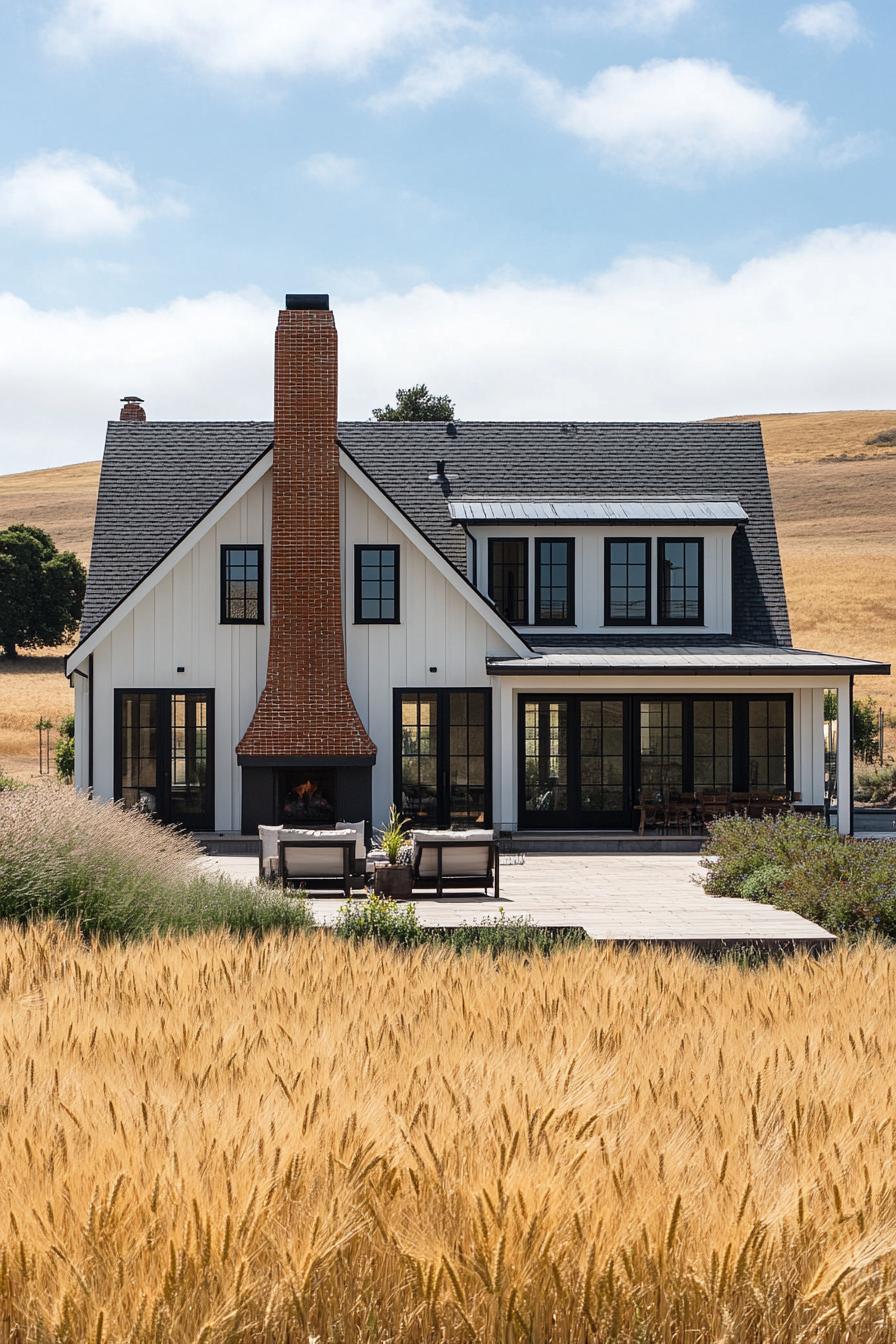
[410,829,500,899]
[260,821,368,888]
[278,828,359,898]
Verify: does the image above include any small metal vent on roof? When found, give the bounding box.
[446,422,457,437]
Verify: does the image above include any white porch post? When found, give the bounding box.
[835,676,853,836]
[497,680,515,832]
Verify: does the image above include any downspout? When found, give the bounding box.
[848,675,854,837]
[88,652,94,793]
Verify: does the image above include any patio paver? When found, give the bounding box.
[201,852,834,946]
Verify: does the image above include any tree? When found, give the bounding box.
[372,384,456,422]
[0,524,86,658]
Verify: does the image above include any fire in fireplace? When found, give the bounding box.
[278,770,336,825]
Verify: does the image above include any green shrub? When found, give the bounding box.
[435,911,586,955]
[0,784,315,938]
[54,712,75,782]
[855,763,896,804]
[334,890,422,946]
[702,813,896,936]
[0,771,19,792]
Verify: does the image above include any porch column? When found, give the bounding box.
[835,675,853,836]
[496,680,515,833]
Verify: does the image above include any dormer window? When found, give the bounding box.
[535,539,574,625]
[605,539,650,625]
[488,538,528,623]
[659,539,703,625]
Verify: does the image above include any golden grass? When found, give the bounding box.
[0,648,72,781]
[0,924,895,1342]
[0,459,99,563]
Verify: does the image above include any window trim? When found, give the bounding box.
[603,537,652,627]
[534,537,575,626]
[487,536,529,625]
[220,545,264,626]
[354,543,401,625]
[657,536,704,627]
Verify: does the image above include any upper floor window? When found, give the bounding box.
[659,539,703,624]
[535,539,574,624]
[605,539,650,625]
[355,544,400,623]
[488,538,528,623]
[221,545,263,624]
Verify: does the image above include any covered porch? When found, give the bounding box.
[487,644,889,838]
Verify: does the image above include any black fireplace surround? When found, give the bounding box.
[240,759,373,835]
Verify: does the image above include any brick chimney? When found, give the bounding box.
[237,296,376,772]
[120,396,146,422]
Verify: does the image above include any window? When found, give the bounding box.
[488,538,528,623]
[396,689,491,828]
[693,699,733,791]
[535,539,574,624]
[221,546,263,624]
[117,690,213,830]
[355,545,400,624]
[605,539,650,625]
[659,539,703,625]
[639,700,684,797]
[748,698,788,791]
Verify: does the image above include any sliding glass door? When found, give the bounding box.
[116,690,214,830]
[396,689,491,829]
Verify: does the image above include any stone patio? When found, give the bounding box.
[201,852,834,947]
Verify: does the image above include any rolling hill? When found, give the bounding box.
[0,412,893,778]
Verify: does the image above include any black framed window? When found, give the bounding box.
[488,538,528,623]
[748,698,789,791]
[355,545,400,624]
[693,699,733,791]
[116,689,214,830]
[221,546,263,624]
[639,699,684,796]
[605,539,650,625]
[535,539,574,624]
[659,538,703,625]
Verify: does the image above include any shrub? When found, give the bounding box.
[54,711,75,782]
[0,784,314,938]
[855,762,896,804]
[334,889,422,945]
[702,812,896,936]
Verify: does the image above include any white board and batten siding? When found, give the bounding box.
[81,474,271,830]
[340,473,517,826]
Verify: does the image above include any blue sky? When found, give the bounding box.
[1,0,895,469]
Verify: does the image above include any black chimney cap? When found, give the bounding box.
[284,294,330,310]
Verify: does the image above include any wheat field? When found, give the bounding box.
[0,924,894,1342]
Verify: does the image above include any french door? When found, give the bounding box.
[395,689,492,829]
[519,696,629,829]
[115,690,214,830]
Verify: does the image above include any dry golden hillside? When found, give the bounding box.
[0,412,893,777]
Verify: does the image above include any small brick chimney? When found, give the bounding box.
[237,296,376,828]
[120,396,146,422]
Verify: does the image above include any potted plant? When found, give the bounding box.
[373,805,414,899]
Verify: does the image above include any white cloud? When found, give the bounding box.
[301,153,363,188]
[783,3,864,50]
[44,0,468,77]
[604,0,697,32]
[0,152,183,241]
[2,228,896,473]
[540,59,810,176]
[380,53,810,178]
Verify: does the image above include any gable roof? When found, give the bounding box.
[77,417,790,651]
[79,421,272,641]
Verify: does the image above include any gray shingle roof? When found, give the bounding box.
[78,417,791,649]
[80,422,272,640]
[339,420,790,645]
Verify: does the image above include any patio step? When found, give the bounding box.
[502,831,705,855]
[194,832,261,856]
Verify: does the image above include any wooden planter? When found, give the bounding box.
[374,864,414,899]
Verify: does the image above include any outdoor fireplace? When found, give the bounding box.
[278,770,336,825]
